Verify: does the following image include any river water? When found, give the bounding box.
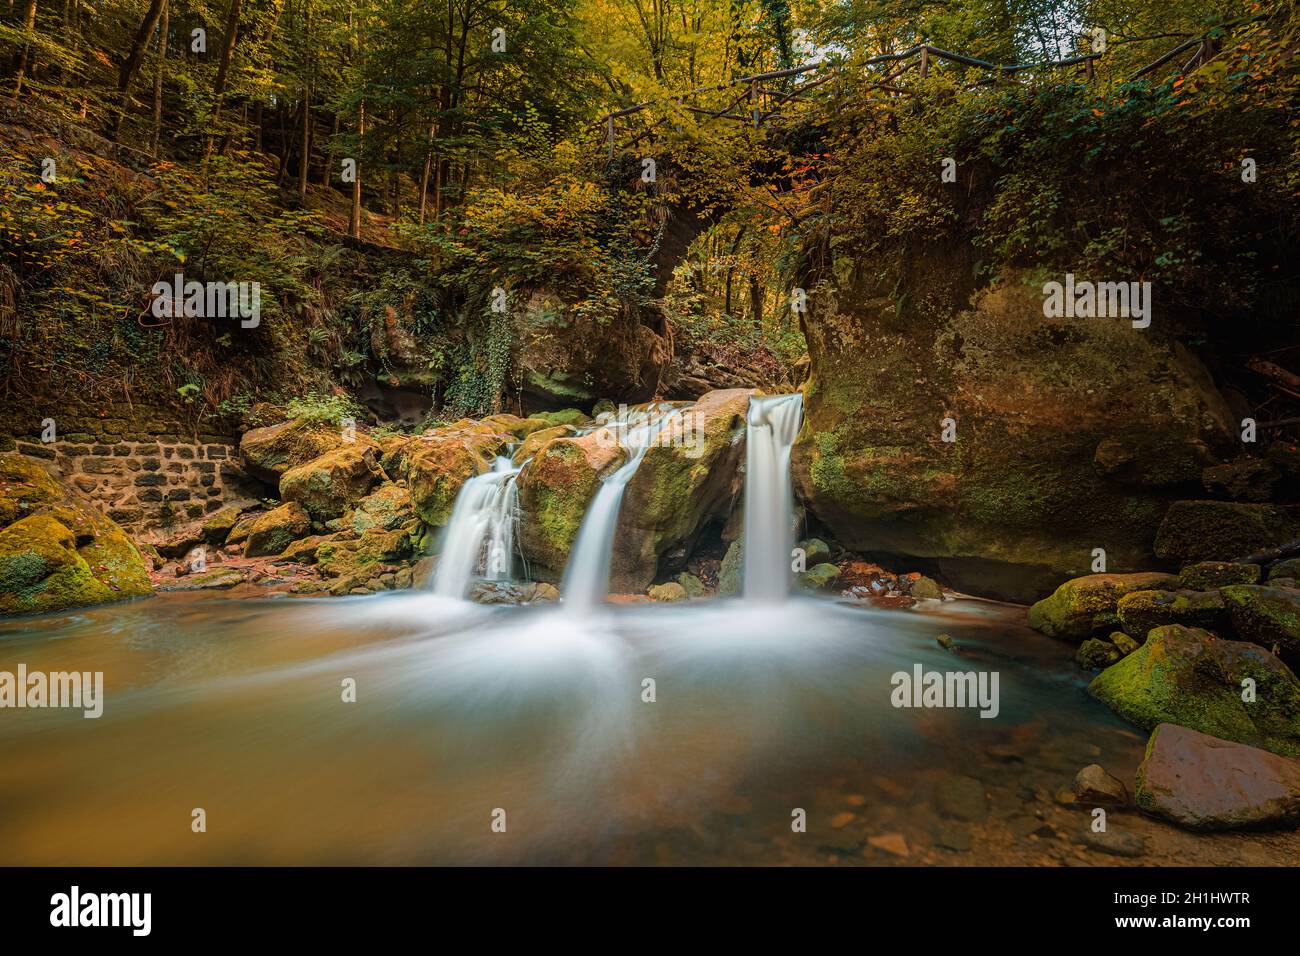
[5,589,1254,866]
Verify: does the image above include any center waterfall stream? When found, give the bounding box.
[0,395,1187,866]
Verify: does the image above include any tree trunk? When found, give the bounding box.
[107,0,167,139]
[297,92,310,199]
[12,0,38,99]
[349,99,365,239]
[417,122,435,224]
[297,0,312,199]
[204,0,243,161]
[149,0,169,154]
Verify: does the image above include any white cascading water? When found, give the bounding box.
[742,393,804,602]
[432,456,523,598]
[561,407,671,613]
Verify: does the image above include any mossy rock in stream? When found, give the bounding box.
[1088,624,1300,758]
[239,420,353,485]
[1178,561,1261,590]
[244,502,312,557]
[405,425,506,527]
[512,425,575,465]
[1026,572,1179,642]
[613,389,755,593]
[347,483,414,535]
[1220,585,1300,667]
[797,563,841,591]
[516,431,626,580]
[0,515,113,615]
[718,538,743,596]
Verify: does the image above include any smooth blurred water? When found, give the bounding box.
[743,394,804,602]
[562,410,672,613]
[0,590,1140,865]
[433,457,523,598]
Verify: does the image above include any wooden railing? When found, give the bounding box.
[595,19,1269,158]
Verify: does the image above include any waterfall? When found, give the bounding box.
[742,393,804,602]
[432,457,523,598]
[561,407,671,613]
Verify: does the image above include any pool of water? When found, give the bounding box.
[0,591,1283,866]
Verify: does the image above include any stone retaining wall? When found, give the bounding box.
[2,400,261,535]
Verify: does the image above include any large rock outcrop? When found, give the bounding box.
[515,290,670,411]
[610,389,754,591]
[792,277,1236,601]
[0,455,152,615]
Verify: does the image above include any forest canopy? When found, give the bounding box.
[0,0,1296,419]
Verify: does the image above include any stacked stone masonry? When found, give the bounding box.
[3,402,258,534]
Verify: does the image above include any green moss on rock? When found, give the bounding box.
[1026,572,1179,642]
[244,502,312,557]
[1116,589,1229,639]
[1088,624,1300,758]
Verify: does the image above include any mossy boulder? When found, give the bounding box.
[797,562,841,591]
[405,425,506,526]
[225,512,261,546]
[612,389,755,592]
[163,566,246,591]
[1178,561,1261,590]
[1154,500,1297,565]
[676,572,705,598]
[0,455,151,614]
[1077,638,1123,670]
[718,539,743,596]
[280,444,386,520]
[0,515,114,615]
[239,420,350,484]
[482,413,553,440]
[1109,631,1141,655]
[1116,589,1229,639]
[528,408,592,428]
[512,425,575,465]
[1269,558,1300,582]
[244,502,312,557]
[516,431,626,580]
[792,277,1235,603]
[348,483,414,534]
[1026,572,1179,642]
[1089,624,1300,757]
[648,581,688,602]
[1220,585,1300,666]
[911,575,943,600]
[201,505,245,546]
[799,537,833,567]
